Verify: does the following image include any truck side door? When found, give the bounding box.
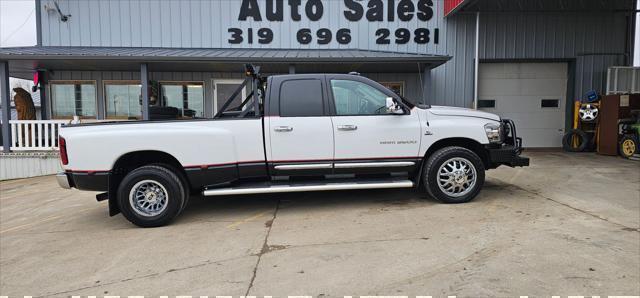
[265,76,334,176]
[327,76,422,174]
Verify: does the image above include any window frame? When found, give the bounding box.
[327,78,408,117]
[103,80,143,120]
[158,80,206,118]
[48,80,98,120]
[212,78,247,115]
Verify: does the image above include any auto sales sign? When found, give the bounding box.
[225,0,441,49]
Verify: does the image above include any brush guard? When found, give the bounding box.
[486,119,529,168]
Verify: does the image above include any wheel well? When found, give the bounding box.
[423,138,490,168]
[112,150,184,173]
[107,151,190,216]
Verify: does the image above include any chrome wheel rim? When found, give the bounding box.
[129,180,169,217]
[579,105,598,121]
[437,157,477,197]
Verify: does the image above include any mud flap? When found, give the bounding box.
[107,175,121,216]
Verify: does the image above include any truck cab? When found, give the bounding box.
[265,73,422,177]
[57,67,529,227]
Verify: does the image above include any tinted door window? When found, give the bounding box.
[279,79,324,117]
[330,80,389,115]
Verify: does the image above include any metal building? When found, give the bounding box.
[0,0,637,149]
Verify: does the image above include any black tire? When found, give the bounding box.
[149,163,191,213]
[117,165,185,227]
[585,131,597,151]
[422,146,485,204]
[562,129,589,152]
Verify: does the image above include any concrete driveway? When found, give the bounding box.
[1,151,639,297]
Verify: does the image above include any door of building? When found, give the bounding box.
[479,62,568,147]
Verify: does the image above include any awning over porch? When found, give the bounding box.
[0,46,451,77]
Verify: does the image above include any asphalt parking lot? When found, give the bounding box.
[0,151,639,297]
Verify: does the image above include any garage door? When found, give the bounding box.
[478,63,567,147]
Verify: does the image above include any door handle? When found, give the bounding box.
[337,125,358,131]
[274,126,293,132]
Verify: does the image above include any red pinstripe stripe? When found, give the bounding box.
[65,170,109,174]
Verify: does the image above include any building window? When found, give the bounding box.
[541,99,560,108]
[104,81,142,120]
[160,82,204,118]
[478,99,496,109]
[213,79,247,115]
[379,82,404,97]
[50,81,97,119]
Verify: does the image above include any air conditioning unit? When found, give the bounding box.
[607,66,640,95]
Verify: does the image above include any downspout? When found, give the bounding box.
[141,63,150,120]
[1,61,11,153]
[473,12,480,109]
[35,0,42,46]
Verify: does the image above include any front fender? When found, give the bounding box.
[421,114,493,155]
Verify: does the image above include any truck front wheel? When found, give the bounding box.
[117,165,186,227]
[422,146,485,203]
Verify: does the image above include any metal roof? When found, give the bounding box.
[449,0,636,15]
[0,46,450,64]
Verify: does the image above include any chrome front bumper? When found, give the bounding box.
[56,173,71,189]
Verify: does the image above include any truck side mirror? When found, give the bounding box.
[385,97,404,115]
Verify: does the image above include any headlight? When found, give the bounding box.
[484,122,503,143]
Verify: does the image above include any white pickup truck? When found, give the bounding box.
[57,68,529,227]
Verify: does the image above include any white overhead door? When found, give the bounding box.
[479,63,567,148]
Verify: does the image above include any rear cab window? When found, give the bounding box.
[279,79,325,117]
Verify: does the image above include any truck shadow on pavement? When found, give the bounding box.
[171,179,509,226]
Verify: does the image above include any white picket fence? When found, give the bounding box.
[4,120,70,151]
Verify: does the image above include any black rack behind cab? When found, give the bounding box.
[214,64,265,119]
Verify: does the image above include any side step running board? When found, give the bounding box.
[202,178,414,196]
